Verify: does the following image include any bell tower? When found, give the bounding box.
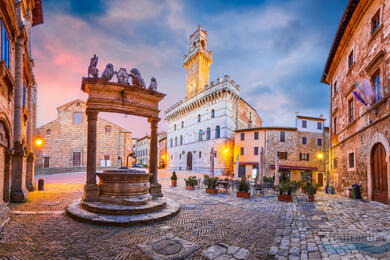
[183,25,213,99]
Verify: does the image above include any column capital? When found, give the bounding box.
[86,110,98,121]
[148,117,160,124]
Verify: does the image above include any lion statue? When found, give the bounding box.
[102,63,115,81]
[129,68,146,88]
[148,77,157,91]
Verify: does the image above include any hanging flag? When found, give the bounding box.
[352,90,367,106]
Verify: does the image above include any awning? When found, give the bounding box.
[233,161,259,166]
[269,164,317,171]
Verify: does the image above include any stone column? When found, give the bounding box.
[10,36,28,202]
[148,117,162,198]
[26,84,35,191]
[82,110,100,202]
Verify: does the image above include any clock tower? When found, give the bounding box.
[183,26,213,99]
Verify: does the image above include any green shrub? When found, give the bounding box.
[171,171,177,181]
[263,176,275,183]
[279,181,292,195]
[184,176,197,187]
[304,182,317,195]
[238,177,250,193]
[206,177,218,189]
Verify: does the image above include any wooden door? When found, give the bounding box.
[371,143,388,204]
[44,157,50,168]
[73,152,81,166]
[187,152,192,170]
[238,165,246,178]
[318,172,324,186]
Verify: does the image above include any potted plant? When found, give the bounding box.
[205,176,218,194]
[305,182,317,202]
[236,177,250,198]
[184,176,196,190]
[171,171,177,187]
[316,183,321,191]
[278,181,293,202]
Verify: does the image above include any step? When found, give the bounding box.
[98,194,152,206]
[66,198,180,226]
[81,198,166,215]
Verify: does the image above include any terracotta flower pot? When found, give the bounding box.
[278,195,293,202]
[186,186,195,190]
[171,180,177,187]
[308,194,315,202]
[206,188,218,194]
[317,186,321,191]
[236,192,250,198]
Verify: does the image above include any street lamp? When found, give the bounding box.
[317,152,324,160]
[35,138,43,147]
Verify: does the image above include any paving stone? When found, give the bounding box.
[233,248,249,259]
[227,246,240,255]
[202,245,227,260]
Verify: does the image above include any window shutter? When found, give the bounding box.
[307,154,310,161]
[285,152,288,160]
[277,152,280,158]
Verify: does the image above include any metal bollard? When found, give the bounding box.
[38,178,44,191]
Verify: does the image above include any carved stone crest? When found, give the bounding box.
[117,68,129,84]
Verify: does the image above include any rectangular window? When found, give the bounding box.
[43,157,50,168]
[277,151,287,160]
[302,120,307,128]
[317,122,322,130]
[254,131,258,140]
[46,129,51,135]
[240,133,245,141]
[1,21,10,68]
[254,147,258,155]
[240,147,244,156]
[302,137,307,145]
[105,126,111,134]
[371,70,381,103]
[199,151,202,158]
[280,131,285,142]
[333,158,338,169]
[371,10,380,36]
[333,117,337,134]
[317,138,322,147]
[73,113,82,124]
[348,98,354,123]
[22,83,26,107]
[348,152,354,169]
[299,153,309,161]
[348,50,354,69]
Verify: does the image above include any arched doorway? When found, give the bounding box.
[0,120,10,202]
[371,143,388,204]
[187,152,192,171]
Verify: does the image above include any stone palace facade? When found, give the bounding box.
[165,26,261,175]
[35,100,132,169]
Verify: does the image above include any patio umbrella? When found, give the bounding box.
[257,147,265,185]
[274,155,279,186]
[210,148,215,177]
[235,154,239,180]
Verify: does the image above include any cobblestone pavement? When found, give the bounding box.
[1,183,390,259]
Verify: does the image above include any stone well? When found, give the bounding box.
[67,169,180,225]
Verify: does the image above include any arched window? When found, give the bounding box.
[180,135,183,145]
[175,136,177,146]
[174,124,176,131]
[198,114,201,123]
[181,121,184,128]
[206,128,211,140]
[215,126,220,138]
[211,109,215,118]
[199,130,203,141]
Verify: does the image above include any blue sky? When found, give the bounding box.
[33,0,348,137]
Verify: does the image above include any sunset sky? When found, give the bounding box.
[32,0,348,138]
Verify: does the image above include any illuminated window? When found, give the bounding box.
[277,152,288,160]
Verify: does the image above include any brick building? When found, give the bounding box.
[234,115,329,186]
[158,134,167,168]
[0,0,43,226]
[321,0,390,203]
[165,26,261,175]
[35,100,132,169]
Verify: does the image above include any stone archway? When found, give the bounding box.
[187,152,192,171]
[367,132,390,204]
